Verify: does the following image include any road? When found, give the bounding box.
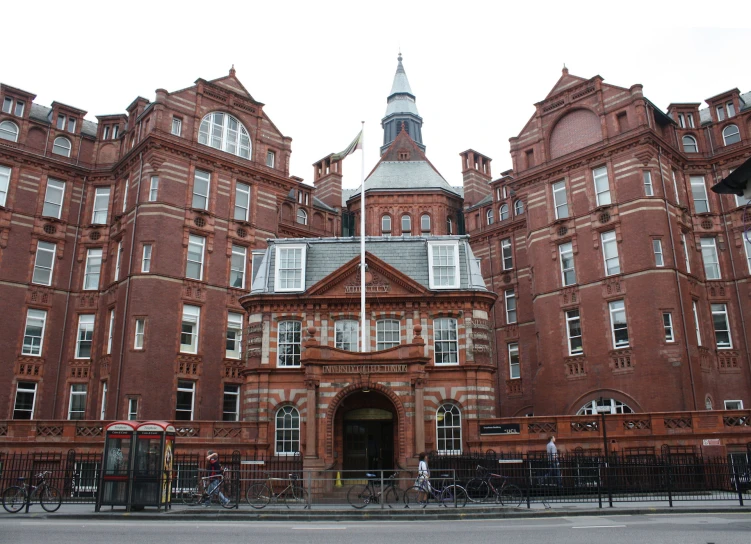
[1,514,750,544]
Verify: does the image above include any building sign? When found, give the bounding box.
[480,424,521,435]
[702,439,721,446]
[322,364,407,374]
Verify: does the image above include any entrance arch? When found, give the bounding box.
[327,384,407,473]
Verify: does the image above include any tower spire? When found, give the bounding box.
[381,52,424,154]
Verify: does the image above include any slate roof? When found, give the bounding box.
[348,161,461,200]
[385,54,419,117]
[251,236,488,294]
[29,103,98,137]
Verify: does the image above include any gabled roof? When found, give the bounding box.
[543,68,590,100]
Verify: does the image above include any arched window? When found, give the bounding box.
[499,204,509,221]
[436,403,462,454]
[577,398,634,415]
[198,112,251,159]
[682,135,698,153]
[486,209,494,225]
[0,120,19,142]
[381,214,392,235]
[275,405,300,455]
[446,216,453,235]
[514,199,524,216]
[705,395,713,410]
[421,213,431,232]
[722,124,740,146]
[296,208,307,225]
[52,136,71,157]
[401,214,411,236]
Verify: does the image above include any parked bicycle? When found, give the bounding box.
[404,472,467,508]
[246,472,309,509]
[465,465,523,506]
[2,471,62,513]
[347,471,401,509]
[179,467,237,508]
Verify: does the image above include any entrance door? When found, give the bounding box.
[343,417,394,475]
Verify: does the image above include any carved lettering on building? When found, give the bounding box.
[322,364,407,374]
[471,320,489,330]
[471,333,488,341]
[344,284,390,294]
[473,345,491,354]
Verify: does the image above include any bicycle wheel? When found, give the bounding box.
[440,485,468,507]
[403,486,427,508]
[383,485,400,508]
[287,482,309,509]
[245,483,271,509]
[465,478,490,502]
[39,486,62,513]
[220,482,237,509]
[500,484,523,507]
[2,486,26,513]
[347,484,372,509]
[180,485,202,505]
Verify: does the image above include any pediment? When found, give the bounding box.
[306,252,428,297]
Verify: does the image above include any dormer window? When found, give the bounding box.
[274,245,306,292]
[112,125,119,139]
[726,102,735,118]
[56,114,65,130]
[198,112,251,159]
[68,118,76,133]
[678,113,685,128]
[2,97,24,117]
[687,113,695,128]
[103,126,110,140]
[428,240,460,289]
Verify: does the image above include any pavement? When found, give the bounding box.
[2,500,749,521]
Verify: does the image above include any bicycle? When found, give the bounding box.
[2,471,62,513]
[246,472,309,509]
[179,468,237,508]
[347,471,400,509]
[465,465,523,506]
[403,472,467,508]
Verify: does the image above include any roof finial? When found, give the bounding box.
[562,63,568,75]
[398,50,402,64]
[229,64,236,76]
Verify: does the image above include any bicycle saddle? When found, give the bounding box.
[365,473,378,479]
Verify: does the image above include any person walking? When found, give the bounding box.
[204,450,229,507]
[416,452,430,502]
[546,436,561,486]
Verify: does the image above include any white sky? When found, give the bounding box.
[3,1,748,190]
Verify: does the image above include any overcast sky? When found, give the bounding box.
[3,1,748,189]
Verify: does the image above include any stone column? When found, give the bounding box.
[305,379,318,458]
[414,377,425,454]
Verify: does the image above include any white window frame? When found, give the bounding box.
[192,169,210,210]
[401,214,411,235]
[13,382,37,420]
[128,398,138,421]
[682,135,698,153]
[724,400,743,410]
[75,314,95,359]
[745,234,751,274]
[92,187,110,224]
[504,290,517,324]
[32,241,56,286]
[68,384,87,420]
[0,120,19,142]
[198,112,251,159]
[278,320,302,367]
[428,241,460,289]
[436,404,462,454]
[68,117,76,133]
[601,230,620,275]
[593,166,611,206]
[446,217,453,235]
[716,105,725,121]
[376,319,401,350]
[0,164,10,207]
[508,343,520,379]
[22,309,47,357]
[83,247,103,290]
[175,380,195,421]
[381,214,392,235]
[711,303,732,349]
[180,305,201,354]
[726,102,736,118]
[275,405,300,455]
[663,312,675,343]
[107,309,114,355]
[1,96,11,113]
[296,208,307,225]
[653,239,664,267]
[234,182,250,221]
[226,312,243,359]
[690,176,710,213]
[514,199,524,216]
[223,384,240,422]
[681,233,691,273]
[171,117,182,136]
[121,178,129,213]
[552,180,569,219]
[722,124,740,146]
[608,299,629,349]
[335,320,358,352]
[677,113,685,128]
[433,317,459,365]
[266,150,275,168]
[114,241,122,281]
[421,213,431,232]
[687,113,695,128]
[186,234,205,281]
[643,171,654,196]
[43,178,65,218]
[700,237,721,280]
[486,208,494,225]
[566,309,583,355]
[100,382,108,420]
[671,170,681,204]
[230,245,247,289]
[559,242,576,286]
[141,244,152,273]
[499,203,509,221]
[274,245,306,292]
[134,318,145,349]
[501,238,513,270]
[52,136,71,157]
[693,301,702,346]
[148,176,159,202]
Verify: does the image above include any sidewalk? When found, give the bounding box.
[2,500,748,521]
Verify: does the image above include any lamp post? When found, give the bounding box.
[596,397,613,507]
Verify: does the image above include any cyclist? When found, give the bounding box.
[204,450,229,507]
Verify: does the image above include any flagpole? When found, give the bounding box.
[359,121,368,353]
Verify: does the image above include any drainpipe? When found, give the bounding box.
[51,176,87,416]
[713,163,751,393]
[657,147,697,410]
[114,152,144,418]
[486,237,502,416]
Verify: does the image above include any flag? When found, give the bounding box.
[331,129,364,161]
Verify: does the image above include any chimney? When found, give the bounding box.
[460,150,492,208]
[312,154,343,210]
